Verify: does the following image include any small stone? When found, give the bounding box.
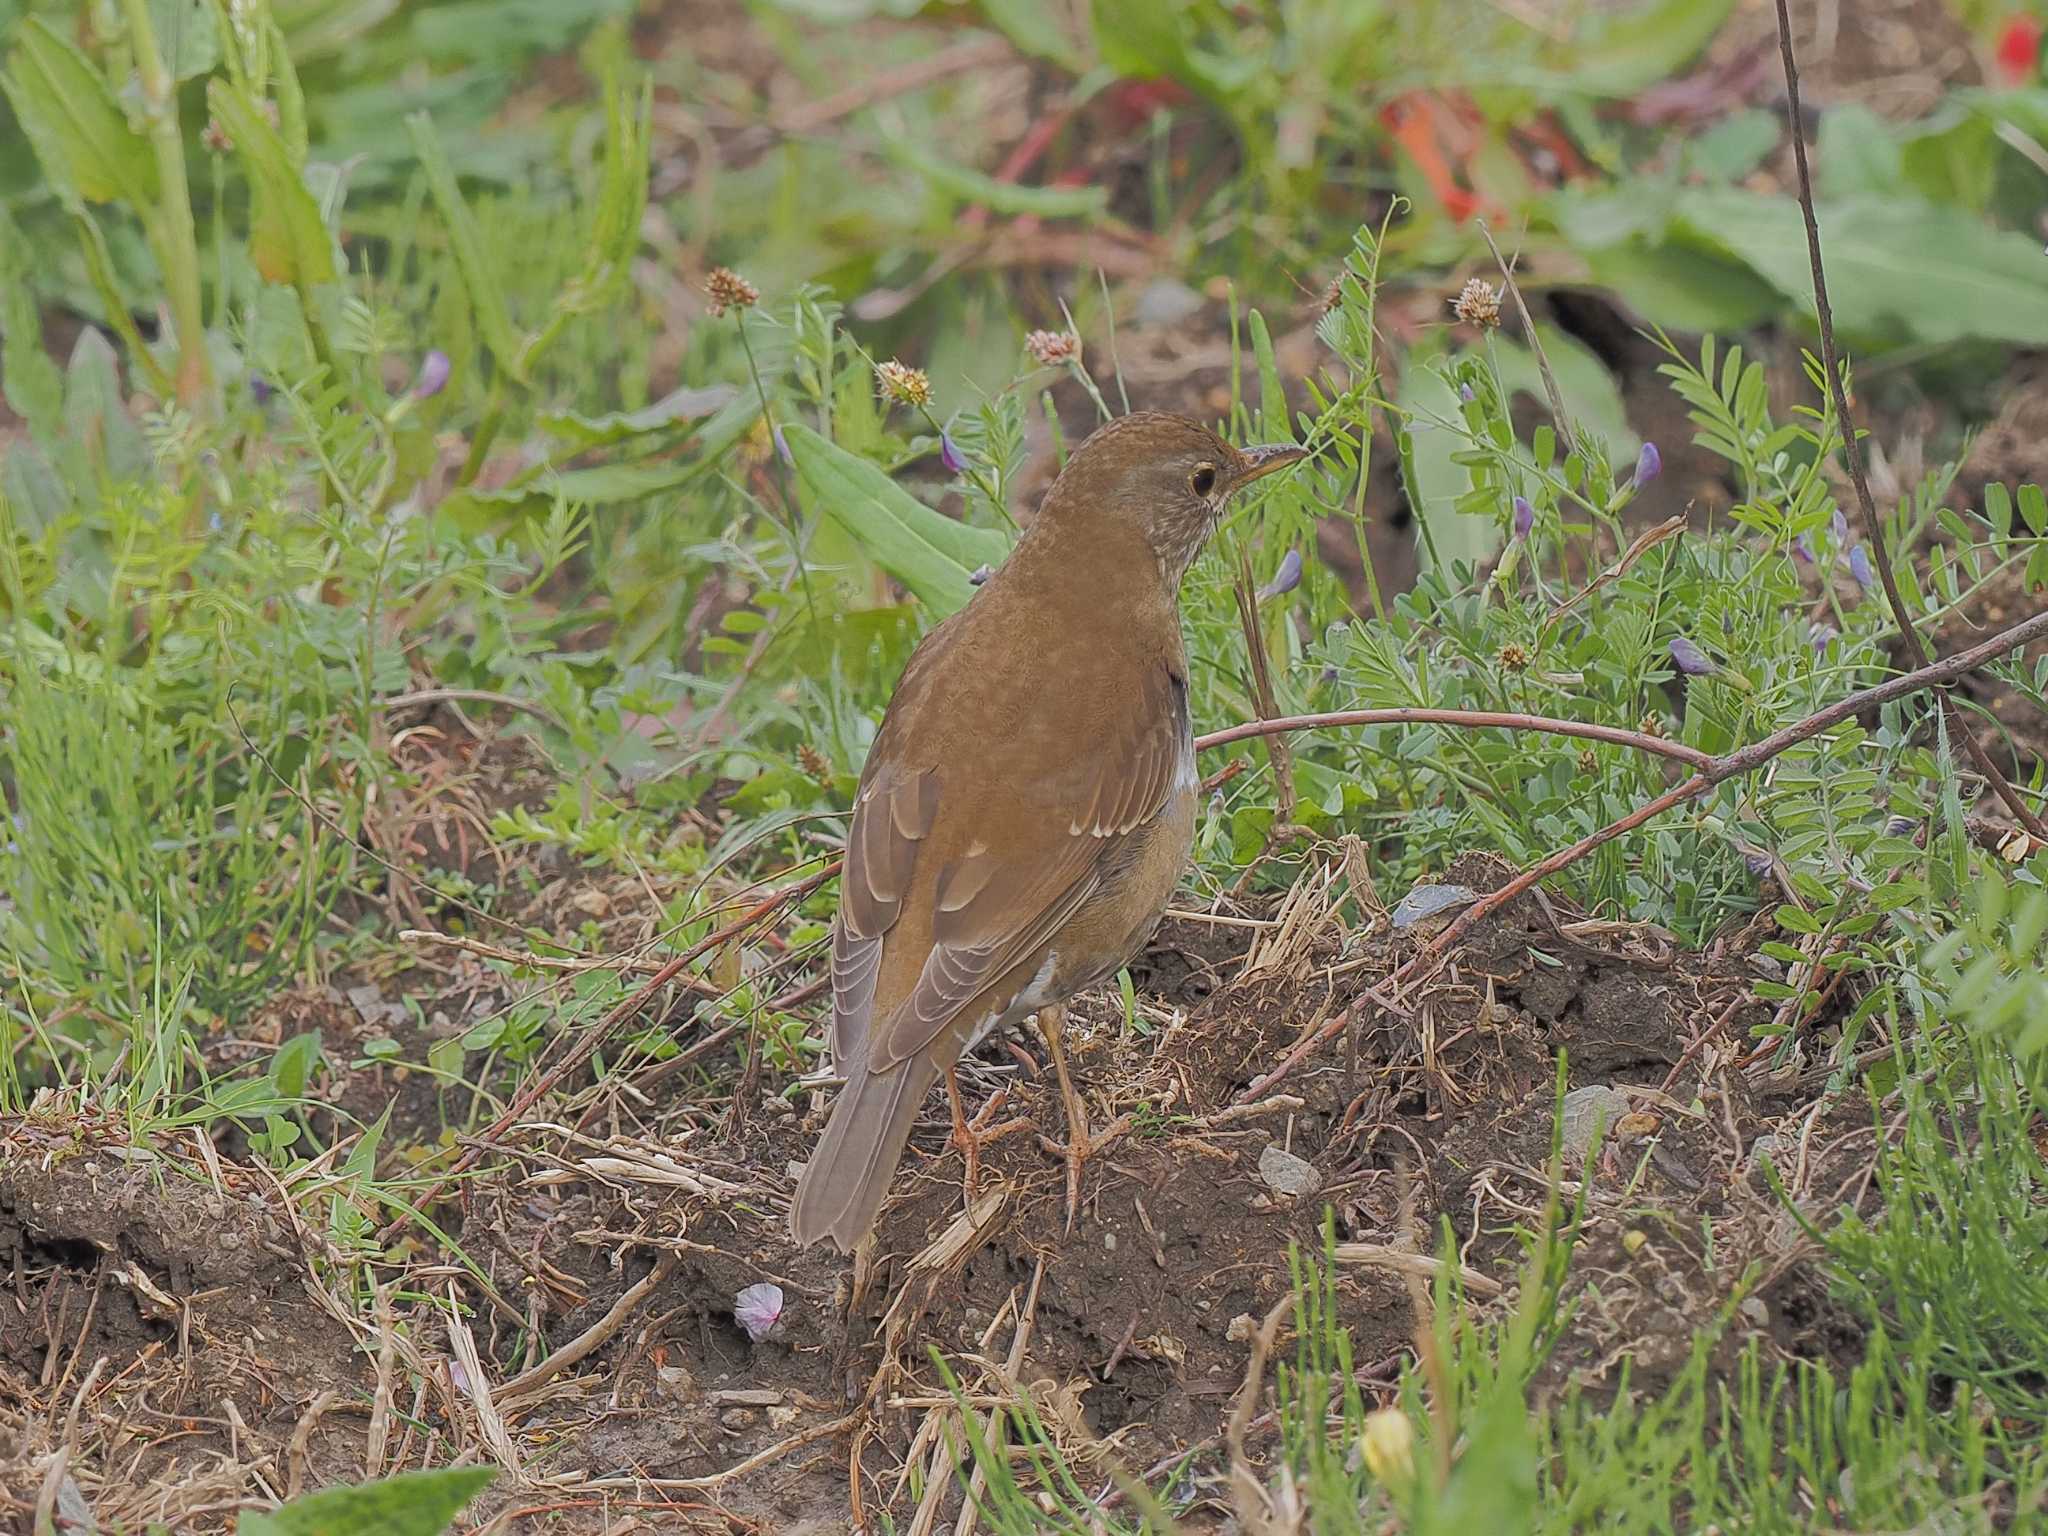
[1226,1312,1258,1342]
[1389,883,1476,933]
[1560,1085,1631,1160]
[709,1387,783,1407]
[1739,1296,1769,1327]
[719,1406,759,1432]
[1258,1144,1322,1198]
[1133,278,1204,328]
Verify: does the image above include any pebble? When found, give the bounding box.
[1257,1144,1322,1198]
[1560,1085,1632,1159]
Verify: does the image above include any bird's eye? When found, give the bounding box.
[1190,463,1218,497]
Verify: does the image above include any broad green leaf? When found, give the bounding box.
[149,0,219,81]
[784,422,1008,616]
[268,1029,323,1099]
[539,384,737,452]
[1815,104,1902,200]
[62,327,144,486]
[0,209,63,434]
[408,111,525,378]
[1565,0,1736,96]
[980,0,1084,70]
[209,79,337,286]
[1578,239,1781,334]
[1248,308,1289,443]
[2,17,158,209]
[889,139,1107,219]
[1490,326,1639,463]
[240,1468,495,1536]
[1671,189,2048,346]
[1392,353,1497,576]
[1091,0,1194,84]
[2020,482,2047,537]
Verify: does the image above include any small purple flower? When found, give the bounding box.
[734,1282,785,1343]
[1792,532,1816,565]
[1668,635,1715,676]
[1256,548,1303,600]
[940,429,966,475]
[1831,508,1849,547]
[1809,621,1838,657]
[1744,849,1772,877]
[413,349,451,399]
[1848,544,1875,590]
[1633,441,1662,486]
[1458,384,1476,403]
[250,374,273,406]
[968,563,992,586]
[773,425,792,465]
[1513,496,1535,540]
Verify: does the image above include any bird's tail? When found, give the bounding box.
[789,1051,942,1252]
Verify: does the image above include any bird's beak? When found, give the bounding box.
[1229,442,1309,493]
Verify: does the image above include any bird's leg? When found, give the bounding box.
[1036,1004,1096,1234]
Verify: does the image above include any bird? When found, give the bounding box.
[788,412,1307,1253]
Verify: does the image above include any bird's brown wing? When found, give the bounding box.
[863,659,1190,1075]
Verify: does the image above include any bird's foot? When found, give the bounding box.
[946,1079,1032,1208]
[1037,1111,1134,1235]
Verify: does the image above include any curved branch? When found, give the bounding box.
[1196,708,1712,770]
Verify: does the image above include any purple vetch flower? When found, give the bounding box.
[1744,849,1773,877]
[1668,635,1716,676]
[413,349,451,399]
[1831,508,1849,547]
[250,374,273,406]
[773,425,792,466]
[734,1282,785,1342]
[1634,440,1662,486]
[1459,384,1476,403]
[968,564,992,586]
[940,428,966,475]
[1809,621,1838,657]
[1257,547,1303,600]
[1848,544,1875,590]
[1513,496,1535,540]
[1792,532,1816,565]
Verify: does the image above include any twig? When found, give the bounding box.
[1475,222,1577,460]
[1332,1241,1503,1298]
[495,1252,680,1404]
[1770,0,2048,845]
[1195,707,1711,769]
[1232,549,1298,822]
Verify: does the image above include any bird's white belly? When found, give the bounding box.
[962,951,1058,1054]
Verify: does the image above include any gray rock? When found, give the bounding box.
[1257,1143,1322,1198]
[1133,277,1204,328]
[1560,1085,1631,1159]
[1390,883,1476,932]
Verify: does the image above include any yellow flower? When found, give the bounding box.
[1360,1408,1416,1484]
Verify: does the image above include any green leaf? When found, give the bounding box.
[888,138,1107,219]
[240,1468,495,1536]
[407,111,525,378]
[538,384,737,452]
[208,79,337,287]
[149,0,219,81]
[1490,326,1639,463]
[1815,104,1903,200]
[1774,904,1822,935]
[980,0,1084,70]
[1985,481,2013,544]
[268,1030,324,1099]
[0,210,64,434]
[783,423,1008,616]
[2,17,159,209]
[1578,240,1779,334]
[1248,308,1288,442]
[62,327,144,486]
[1393,353,1504,575]
[1563,0,1736,97]
[1671,190,2048,346]
[2019,482,2047,537]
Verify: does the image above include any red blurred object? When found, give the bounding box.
[1996,13,2042,84]
[1380,92,1508,224]
[1102,77,1193,128]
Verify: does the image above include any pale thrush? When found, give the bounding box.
[789,412,1306,1251]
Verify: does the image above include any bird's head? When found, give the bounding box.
[1033,412,1308,583]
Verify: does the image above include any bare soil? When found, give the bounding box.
[3,846,1885,1533]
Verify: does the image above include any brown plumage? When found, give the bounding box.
[789,413,1307,1252]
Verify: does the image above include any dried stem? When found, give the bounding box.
[1196,708,1711,769]
[1770,0,2048,843]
